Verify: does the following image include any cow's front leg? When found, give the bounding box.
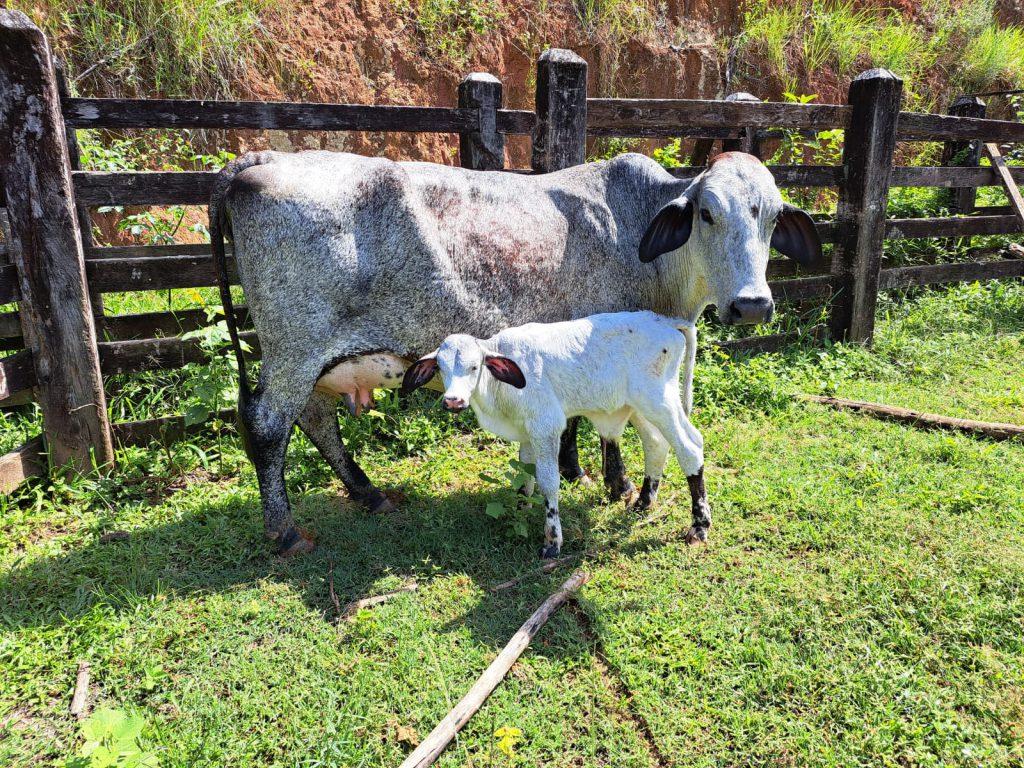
[685,466,712,545]
[533,435,563,559]
[601,438,636,504]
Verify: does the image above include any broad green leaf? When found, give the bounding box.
[485,502,505,519]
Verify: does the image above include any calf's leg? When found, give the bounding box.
[297,390,394,513]
[533,434,564,559]
[637,398,710,545]
[629,412,670,512]
[517,441,537,499]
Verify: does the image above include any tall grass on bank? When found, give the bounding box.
[13,0,284,98]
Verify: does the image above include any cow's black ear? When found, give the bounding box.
[771,203,823,267]
[639,199,694,263]
[484,355,526,389]
[400,355,438,395]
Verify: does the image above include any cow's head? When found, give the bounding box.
[401,334,525,411]
[639,152,823,325]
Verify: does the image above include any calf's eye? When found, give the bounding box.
[700,208,714,225]
[751,204,759,217]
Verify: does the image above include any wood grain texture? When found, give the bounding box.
[0,349,35,401]
[829,69,903,343]
[0,435,46,494]
[0,263,19,303]
[940,97,986,216]
[86,255,239,292]
[884,215,1022,239]
[801,394,1024,441]
[983,143,1024,227]
[494,109,535,135]
[0,11,113,468]
[459,73,504,171]
[98,332,259,375]
[100,307,252,341]
[879,259,1024,290]
[587,98,851,137]
[532,49,587,173]
[112,407,236,447]
[714,325,828,355]
[63,97,477,132]
[897,111,1024,142]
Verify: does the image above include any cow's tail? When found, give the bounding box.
[209,152,272,404]
[679,322,697,417]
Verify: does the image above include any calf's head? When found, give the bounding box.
[639,152,823,325]
[401,334,526,411]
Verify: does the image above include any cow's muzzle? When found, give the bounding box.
[443,396,468,412]
[725,296,774,325]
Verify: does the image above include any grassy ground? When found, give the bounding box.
[2,281,1024,767]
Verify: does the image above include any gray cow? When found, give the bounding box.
[209,149,821,555]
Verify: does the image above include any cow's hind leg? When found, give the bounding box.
[601,438,636,504]
[239,366,317,556]
[297,390,394,514]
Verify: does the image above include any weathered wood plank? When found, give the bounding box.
[879,259,1024,290]
[0,349,35,400]
[459,73,504,171]
[769,275,836,301]
[532,49,588,173]
[889,165,1024,187]
[101,307,251,340]
[98,332,259,375]
[64,97,477,132]
[897,111,1024,142]
[0,11,113,468]
[113,407,236,447]
[494,109,535,135]
[830,69,903,343]
[0,436,46,494]
[85,243,224,259]
[984,143,1024,227]
[802,394,1024,441]
[941,97,986,217]
[587,98,851,137]
[86,255,237,292]
[0,310,20,339]
[0,263,19,303]
[884,215,1022,239]
[669,165,843,187]
[74,171,215,206]
[714,325,827,355]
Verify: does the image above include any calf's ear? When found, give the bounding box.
[484,355,526,389]
[639,199,694,263]
[400,354,438,395]
[771,203,823,268]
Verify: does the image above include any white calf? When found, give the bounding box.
[401,311,710,558]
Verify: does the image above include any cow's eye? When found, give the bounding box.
[751,204,759,217]
[700,208,714,225]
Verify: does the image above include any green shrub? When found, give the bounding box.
[392,0,503,65]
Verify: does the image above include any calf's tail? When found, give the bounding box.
[679,323,697,417]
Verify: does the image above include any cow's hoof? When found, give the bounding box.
[629,497,654,515]
[278,526,317,557]
[575,472,595,487]
[607,479,637,505]
[684,526,709,546]
[539,543,561,560]
[365,489,396,515]
[560,467,593,486]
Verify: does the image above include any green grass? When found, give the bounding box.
[3,281,1024,766]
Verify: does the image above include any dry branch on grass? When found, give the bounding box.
[341,582,418,620]
[69,661,90,719]
[801,395,1024,441]
[398,570,589,768]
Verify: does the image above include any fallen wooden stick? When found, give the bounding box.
[398,570,589,768]
[69,661,90,719]
[800,394,1024,441]
[342,582,418,619]
[327,558,342,619]
[488,553,579,592]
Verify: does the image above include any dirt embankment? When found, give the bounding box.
[229,0,736,168]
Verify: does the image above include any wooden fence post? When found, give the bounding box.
[829,68,903,344]
[0,11,114,471]
[459,73,504,171]
[532,49,587,173]
[941,96,986,215]
[721,91,762,158]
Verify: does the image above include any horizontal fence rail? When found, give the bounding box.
[63,97,538,136]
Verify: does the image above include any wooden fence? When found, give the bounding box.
[2,13,1023,492]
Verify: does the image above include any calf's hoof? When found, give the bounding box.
[629,496,654,515]
[684,525,709,546]
[278,526,317,557]
[364,489,396,515]
[539,542,561,560]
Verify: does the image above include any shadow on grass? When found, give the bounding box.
[0,472,676,651]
